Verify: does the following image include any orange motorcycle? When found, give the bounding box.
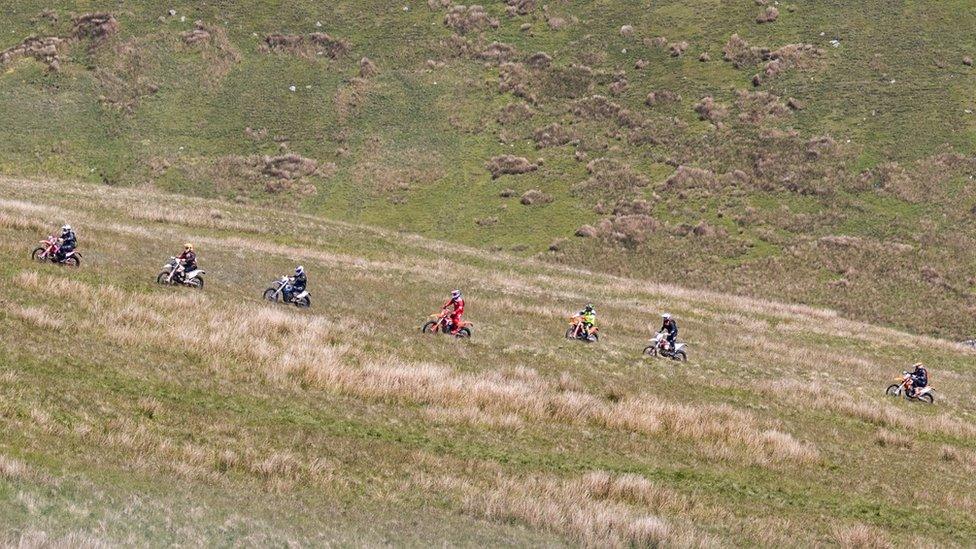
[566,315,599,342]
[421,311,472,338]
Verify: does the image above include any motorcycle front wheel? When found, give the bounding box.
[63,256,80,267]
[456,327,472,338]
[565,328,576,339]
[30,247,47,262]
[674,350,687,362]
[642,345,656,356]
[885,384,901,397]
[263,288,279,302]
[156,272,170,285]
[421,321,438,334]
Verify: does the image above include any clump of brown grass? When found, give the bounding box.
[485,155,539,179]
[479,41,517,63]
[664,165,717,191]
[498,62,535,101]
[520,189,552,205]
[668,41,689,57]
[831,523,892,548]
[0,36,64,71]
[540,63,594,98]
[180,21,241,84]
[575,158,650,199]
[206,154,333,195]
[497,102,535,125]
[444,5,499,34]
[645,89,681,106]
[735,90,791,124]
[525,51,552,69]
[723,34,769,68]
[505,0,535,16]
[532,123,578,148]
[358,56,378,78]
[262,33,350,59]
[0,455,34,481]
[694,96,729,127]
[72,13,119,43]
[7,304,64,330]
[459,474,675,547]
[875,429,913,449]
[756,6,779,23]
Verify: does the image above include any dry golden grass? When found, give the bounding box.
[453,474,679,547]
[0,455,33,481]
[831,523,892,548]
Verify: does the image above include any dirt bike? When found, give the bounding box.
[886,372,934,404]
[263,276,311,308]
[566,315,599,342]
[422,311,472,338]
[156,257,205,289]
[31,236,81,267]
[643,332,687,361]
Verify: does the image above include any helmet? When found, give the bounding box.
[913,362,925,370]
[662,313,672,320]
[450,289,462,300]
[295,265,305,275]
[584,304,594,313]
[184,243,193,251]
[61,224,71,232]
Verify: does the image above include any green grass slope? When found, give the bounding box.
[2,1,976,338]
[1,176,975,545]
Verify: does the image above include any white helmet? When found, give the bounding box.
[295,265,305,276]
[662,313,672,320]
[62,224,71,232]
[451,289,462,300]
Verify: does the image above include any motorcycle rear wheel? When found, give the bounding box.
[63,256,80,267]
[456,327,472,338]
[295,296,311,308]
[918,393,934,404]
[188,277,204,289]
[885,384,901,397]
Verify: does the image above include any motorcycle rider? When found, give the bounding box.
[55,224,77,261]
[907,362,928,397]
[442,289,465,335]
[283,265,307,303]
[176,243,197,281]
[577,304,597,338]
[659,313,678,354]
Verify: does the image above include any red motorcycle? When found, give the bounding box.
[421,311,472,338]
[31,236,81,267]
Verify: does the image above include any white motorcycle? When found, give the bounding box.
[886,372,934,404]
[643,332,688,361]
[156,257,205,289]
[263,276,311,308]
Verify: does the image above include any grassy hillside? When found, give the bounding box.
[2,1,976,338]
[1,176,975,545]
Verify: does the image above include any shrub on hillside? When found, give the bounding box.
[444,5,499,34]
[485,155,538,178]
[694,96,729,127]
[520,189,552,205]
